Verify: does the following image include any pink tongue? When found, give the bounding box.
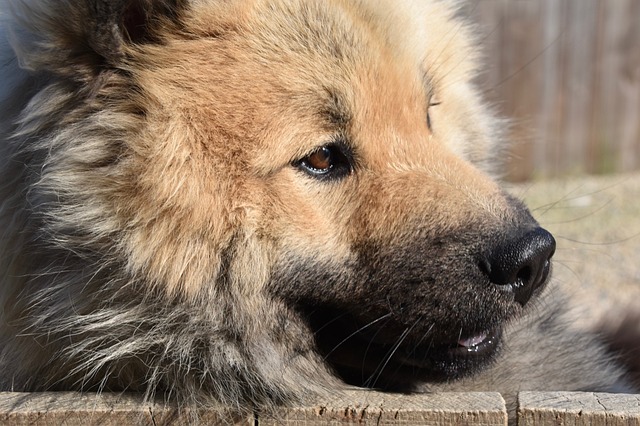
[458,332,488,348]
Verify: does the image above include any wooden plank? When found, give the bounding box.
[259,391,507,425]
[0,392,253,426]
[562,0,598,176]
[5,391,640,425]
[518,391,640,426]
[616,0,640,173]
[592,0,637,175]
[0,391,507,426]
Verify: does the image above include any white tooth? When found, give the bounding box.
[458,332,488,348]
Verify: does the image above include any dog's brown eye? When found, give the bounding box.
[306,147,332,171]
[296,143,353,181]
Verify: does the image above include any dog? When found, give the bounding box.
[0,0,636,417]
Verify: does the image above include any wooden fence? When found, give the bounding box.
[467,0,640,181]
[2,391,640,425]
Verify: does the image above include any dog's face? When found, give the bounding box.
[2,0,555,398]
[125,1,555,388]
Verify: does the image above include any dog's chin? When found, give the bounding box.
[302,307,503,390]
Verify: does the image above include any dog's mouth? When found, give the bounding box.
[302,306,503,390]
[404,327,501,368]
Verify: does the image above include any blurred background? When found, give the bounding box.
[463,0,640,325]
[466,0,640,182]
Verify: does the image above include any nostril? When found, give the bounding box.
[516,265,532,284]
[478,258,491,276]
[482,227,556,306]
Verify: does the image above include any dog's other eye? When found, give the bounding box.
[427,100,441,131]
[296,143,353,181]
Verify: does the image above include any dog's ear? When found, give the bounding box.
[7,0,185,76]
[87,0,186,63]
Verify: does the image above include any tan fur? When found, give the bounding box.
[0,0,635,419]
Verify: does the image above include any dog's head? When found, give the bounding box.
[2,0,554,402]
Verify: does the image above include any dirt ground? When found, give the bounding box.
[506,173,640,328]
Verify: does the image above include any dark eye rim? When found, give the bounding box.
[295,141,354,182]
[427,100,441,131]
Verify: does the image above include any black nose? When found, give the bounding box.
[481,227,556,306]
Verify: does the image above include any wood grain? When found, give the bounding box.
[518,391,640,426]
[259,390,507,425]
[0,391,508,425]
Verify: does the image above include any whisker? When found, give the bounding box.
[322,312,393,361]
[313,311,352,336]
[385,321,434,380]
[365,318,422,388]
